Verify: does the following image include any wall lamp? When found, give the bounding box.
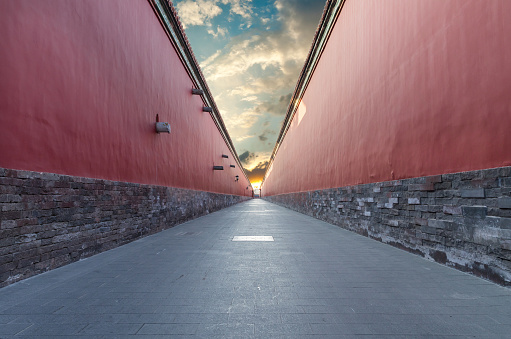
[222,154,229,158]
[203,107,213,112]
[230,165,235,168]
[192,88,204,95]
[213,166,224,170]
[155,114,170,133]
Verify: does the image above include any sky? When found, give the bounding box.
[173,0,326,187]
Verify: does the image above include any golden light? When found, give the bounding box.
[251,181,262,190]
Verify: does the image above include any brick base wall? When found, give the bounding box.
[0,168,250,287]
[263,167,511,286]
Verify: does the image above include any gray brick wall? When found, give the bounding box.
[263,167,511,286]
[0,168,250,287]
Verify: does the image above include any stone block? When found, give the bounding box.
[382,180,402,187]
[434,182,451,190]
[462,205,487,218]
[1,203,24,212]
[0,194,22,203]
[460,170,482,181]
[497,197,511,209]
[498,217,511,229]
[460,188,485,198]
[498,166,511,176]
[388,220,399,227]
[0,220,16,230]
[500,229,511,239]
[442,173,456,182]
[443,205,462,215]
[414,217,427,226]
[425,175,443,184]
[484,188,498,198]
[421,225,437,235]
[481,167,501,179]
[408,183,435,191]
[428,205,443,213]
[428,219,455,231]
[408,198,420,205]
[499,177,511,187]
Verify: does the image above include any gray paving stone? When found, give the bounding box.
[196,323,254,336]
[0,200,510,337]
[281,313,343,323]
[79,323,143,335]
[228,313,282,324]
[137,323,199,335]
[0,314,19,324]
[171,313,229,324]
[16,323,88,336]
[0,323,32,336]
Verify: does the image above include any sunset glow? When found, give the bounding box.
[251,181,262,190]
[173,0,326,184]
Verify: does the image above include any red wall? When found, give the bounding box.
[0,0,251,196]
[263,0,511,196]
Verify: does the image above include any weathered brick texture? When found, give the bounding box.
[0,168,250,287]
[264,167,511,286]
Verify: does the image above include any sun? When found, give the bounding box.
[251,181,262,190]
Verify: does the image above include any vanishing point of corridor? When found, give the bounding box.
[1,200,510,338]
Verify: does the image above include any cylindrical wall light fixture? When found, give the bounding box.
[192,88,204,95]
[230,165,235,168]
[222,154,229,158]
[155,122,171,133]
[203,107,213,112]
[213,166,224,170]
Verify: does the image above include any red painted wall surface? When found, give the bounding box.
[263,0,511,196]
[0,0,250,196]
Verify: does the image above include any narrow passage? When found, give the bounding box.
[1,200,510,338]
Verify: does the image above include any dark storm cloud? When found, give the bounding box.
[239,150,256,164]
[255,93,292,116]
[244,161,269,183]
[258,129,277,143]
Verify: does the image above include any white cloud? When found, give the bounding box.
[224,110,261,130]
[201,0,322,93]
[207,26,228,38]
[175,0,223,28]
[234,134,256,142]
[200,49,222,68]
[228,74,296,97]
[189,0,325,157]
[221,0,253,19]
[175,0,254,28]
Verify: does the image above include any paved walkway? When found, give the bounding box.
[1,199,510,338]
